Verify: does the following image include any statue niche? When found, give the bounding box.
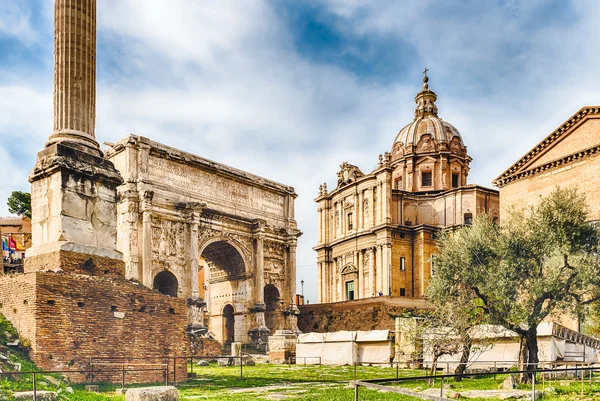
[392,142,405,160]
[416,134,436,154]
[450,136,463,155]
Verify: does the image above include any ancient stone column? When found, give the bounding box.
[289,241,298,301]
[249,224,270,343]
[256,234,265,305]
[189,211,200,298]
[141,191,154,287]
[48,0,99,150]
[26,0,124,275]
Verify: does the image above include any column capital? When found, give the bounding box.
[141,190,154,212]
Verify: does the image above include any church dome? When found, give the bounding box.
[391,73,467,161]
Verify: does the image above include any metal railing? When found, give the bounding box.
[0,366,169,401]
[353,364,600,401]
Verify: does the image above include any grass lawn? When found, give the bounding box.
[177,363,423,400]
[5,363,600,401]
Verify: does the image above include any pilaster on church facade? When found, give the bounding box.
[314,73,500,303]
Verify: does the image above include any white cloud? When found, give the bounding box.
[0,1,39,44]
[1,1,600,303]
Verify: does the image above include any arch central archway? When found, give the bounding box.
[201,240,246,280]
[153,271,178,297]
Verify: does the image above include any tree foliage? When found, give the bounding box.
[7,191,31,219]
[428,187,600,377]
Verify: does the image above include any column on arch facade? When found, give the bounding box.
[189,209,200,298]
[248,224,269,343]
[141,190,154,288]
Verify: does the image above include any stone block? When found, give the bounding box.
[196,360,209,367]
[125,386,179,401]
[501,375,516,390]
[12,391,57,401]
[84,385,99,392]
[217,358,231,367]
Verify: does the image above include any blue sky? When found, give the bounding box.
[1,0,599,303]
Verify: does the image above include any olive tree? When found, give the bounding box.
[428,187,600,379]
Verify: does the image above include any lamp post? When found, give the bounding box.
[301,279,304,298]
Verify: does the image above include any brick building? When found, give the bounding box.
[493,106,600,220]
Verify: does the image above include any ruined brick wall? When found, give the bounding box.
[0,271,189,383]
[298,297,432,333]
[188,336,222,357]
[0,274,37,347]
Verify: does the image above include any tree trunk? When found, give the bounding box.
[454,335,472,382]
[429,351,440,386]
[518,335,529,383]
[525,326,539,379]
[519,327,539,383]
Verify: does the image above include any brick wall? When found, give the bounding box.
[298,296,432,333]
[0,271,189,383]
[0,274,37,347]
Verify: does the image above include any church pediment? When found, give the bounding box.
[494,106,600,187]
[341,264,358,274]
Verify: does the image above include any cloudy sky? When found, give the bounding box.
[1,0,599,303]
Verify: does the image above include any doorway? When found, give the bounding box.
[223,304,235,345]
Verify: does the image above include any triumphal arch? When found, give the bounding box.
[105,135,301,344]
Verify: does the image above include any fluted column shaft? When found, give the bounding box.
[189,212,200,297]
[49,0,99,149]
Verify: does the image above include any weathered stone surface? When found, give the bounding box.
[84,385,99,392]
[299,297,432,332]
[12,391,57,401]
[217,358,232,367]
[501,375,516,390]
[105,134,302,345]
[196,360,209,366]
[268,331,297,362]
[0,271,188,383]
[125,386,179,401]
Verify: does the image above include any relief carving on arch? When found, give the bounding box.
[151,217,186,267]
[264,240,285,275]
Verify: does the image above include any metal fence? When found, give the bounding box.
[0,366,169,401]
[353,364,600,401]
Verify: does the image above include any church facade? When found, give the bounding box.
[314,75,499,303]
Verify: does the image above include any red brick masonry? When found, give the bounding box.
[0,271,188,383]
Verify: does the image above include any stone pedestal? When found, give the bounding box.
[248,302,271,344]
[268,330,298,363]
[187,296,207,335]
[25,141,124,274]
